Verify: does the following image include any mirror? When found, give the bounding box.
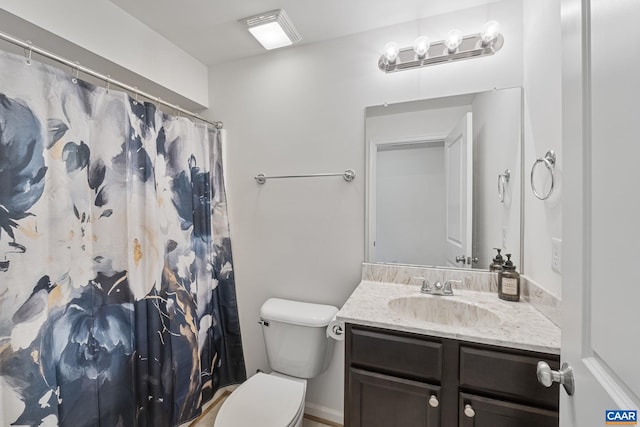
[365,87,522,271]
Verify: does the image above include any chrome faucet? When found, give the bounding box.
[414,277,460,296]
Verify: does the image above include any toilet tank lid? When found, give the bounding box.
[260,298,338,327]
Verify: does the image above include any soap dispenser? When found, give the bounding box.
[489,248,505,272]
[498,254,520,302]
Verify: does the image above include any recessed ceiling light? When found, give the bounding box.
[239,9,301,50]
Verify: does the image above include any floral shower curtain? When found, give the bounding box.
[0,50,246,426]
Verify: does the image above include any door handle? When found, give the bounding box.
[455,255,466,263]
[537,361,575,396]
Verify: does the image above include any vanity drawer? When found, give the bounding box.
[348,325,442,382]
[459,346,560,409]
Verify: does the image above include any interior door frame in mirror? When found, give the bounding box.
[365,133,449,265]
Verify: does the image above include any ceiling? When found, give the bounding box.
[109,0,500,66]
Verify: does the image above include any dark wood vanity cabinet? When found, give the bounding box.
[344,324,560,427]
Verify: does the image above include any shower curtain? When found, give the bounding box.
[0,50,246,426]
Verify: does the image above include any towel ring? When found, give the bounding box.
[531,151,556,200]
[498,169,510,203]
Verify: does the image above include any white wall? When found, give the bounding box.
[472,88,522,270]
[366,105,472,141]
[522,0,562,297]
[208,0,522,420]
[376,145,446,265]
[0,0,209,109]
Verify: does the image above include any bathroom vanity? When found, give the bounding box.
[345,324,559,426]
[337,275,561,427]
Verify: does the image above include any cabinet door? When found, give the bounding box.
[459,393,558,427]
[348,368,441,427]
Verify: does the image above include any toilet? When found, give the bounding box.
[214,298,339,427]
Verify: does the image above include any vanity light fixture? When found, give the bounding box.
[239,9,301,50]
[413,36,430,58]
[480,20,501,45]
[378,21,504,73]
[383,42,400,63]
[445,29,464,52]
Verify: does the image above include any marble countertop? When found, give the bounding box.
[337,280,561,354]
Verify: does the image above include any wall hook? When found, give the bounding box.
[498,169,510,203]
[71,61,80,84]
[24,42,33,65]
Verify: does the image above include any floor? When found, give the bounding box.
[190,393,338,427]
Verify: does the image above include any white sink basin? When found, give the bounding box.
[388,296,502,328]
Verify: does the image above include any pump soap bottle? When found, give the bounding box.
[498,254,520,302]
[489,248,505,272]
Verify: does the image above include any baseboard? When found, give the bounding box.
[304,402,344,426]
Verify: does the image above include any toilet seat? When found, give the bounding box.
[214,373,306,427]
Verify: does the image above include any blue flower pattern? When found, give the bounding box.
[0,51,245,426]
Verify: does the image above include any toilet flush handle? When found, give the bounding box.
[258,320,270,327]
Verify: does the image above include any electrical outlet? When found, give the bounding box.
[551,238,562,274]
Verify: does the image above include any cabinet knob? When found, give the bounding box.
[428,395,439,408]
[464,404,476,418]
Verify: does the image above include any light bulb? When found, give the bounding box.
[481,20,501,44]
[445,29,463,52]
[383,42,400,64]
[413,36,430,58]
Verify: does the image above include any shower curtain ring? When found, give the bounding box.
[105,75,111,93]
[133,87,139,105]
[24,42,33,65]
[71,61,80,84]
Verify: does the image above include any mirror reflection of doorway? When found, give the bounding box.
[374,112,473,267]
[365,87,522,270]
[376,139,446,266]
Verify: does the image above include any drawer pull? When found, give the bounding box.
[464,404,476,418]
[428,395,439,408]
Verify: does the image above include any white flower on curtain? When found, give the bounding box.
[0,50,245,427]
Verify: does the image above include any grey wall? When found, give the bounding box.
[376,144,446,265]
[207,0,523,420]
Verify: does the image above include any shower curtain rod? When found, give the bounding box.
[0,30,223,129]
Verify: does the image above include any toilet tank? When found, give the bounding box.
[260,298,338,379]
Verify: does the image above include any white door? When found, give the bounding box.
[560,0,640,424]
[444,113,472,268]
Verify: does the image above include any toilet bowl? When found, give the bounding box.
[214,298,338,427]
[214,373,306,427]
